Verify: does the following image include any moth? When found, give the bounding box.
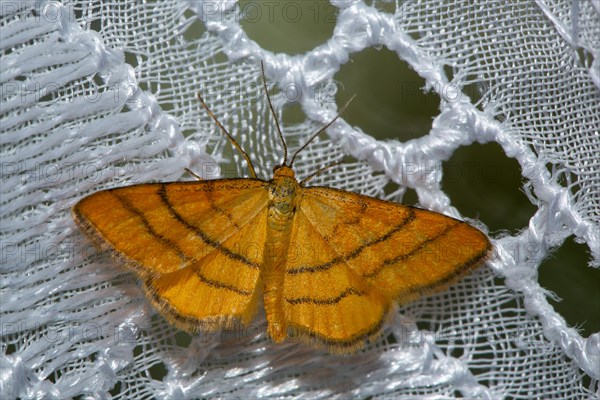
[73,62,491,353]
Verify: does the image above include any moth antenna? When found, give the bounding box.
[196,92,257,179]
[289,94,356,167]
[260,61,288,165]
[185,168,203,181]
[299,160,343,186]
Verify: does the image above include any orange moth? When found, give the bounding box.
[73,63,491,353]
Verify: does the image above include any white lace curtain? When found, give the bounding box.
[1,1,598,398]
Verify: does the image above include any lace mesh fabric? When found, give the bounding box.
[1,0,599,398]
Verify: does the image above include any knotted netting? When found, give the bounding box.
[1,0,599,398]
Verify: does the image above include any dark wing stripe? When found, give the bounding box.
[195,269,252,296]
[205,185,241,230]
[293,305,389,349]
[287,209,416,274]
[111,190,188,261]
[286,287,364,305]
[143,279,246,331]
[363,221,461,279]
[324,200,368,241]
[158,184,260,269]
[404,242,491,295]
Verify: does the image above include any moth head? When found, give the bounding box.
[273,165,296,179]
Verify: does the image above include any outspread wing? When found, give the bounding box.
[73,179,269,274]
[281,186,491,351]
[281,205,389,352]
[73,179,270,332]
[143,203,269,332]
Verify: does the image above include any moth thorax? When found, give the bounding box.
[267,176,299,227]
